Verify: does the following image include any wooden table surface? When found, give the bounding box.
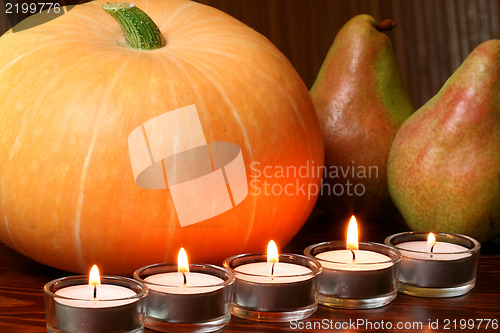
[1,210,499,333]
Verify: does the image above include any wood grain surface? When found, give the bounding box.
[0,210,499,332]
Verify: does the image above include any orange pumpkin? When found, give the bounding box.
[0,0,323,275]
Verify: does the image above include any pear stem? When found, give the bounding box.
[375,19,396,32]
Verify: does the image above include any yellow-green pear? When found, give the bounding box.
[387,40,500,242]
[311,15,414,221]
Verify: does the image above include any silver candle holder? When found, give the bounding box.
[223,253,321,322]
[304,241,401,309]
[133,263,234,332]
[385,231,480,297]
[44,275,147,333]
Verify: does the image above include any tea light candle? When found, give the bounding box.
[233,241,312,283]
[133,248,234,332]
[143,248,225,295]
[234,261,312,280]
[304,216,401,309]
[385,232,480,297]
[54,265,137,307]
[223,240,321,322]
[315,248,392,270]
[144,272,224,293]
[395,233,470,260]
[43,265,147,333]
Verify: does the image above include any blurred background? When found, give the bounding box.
[1,0,499,108]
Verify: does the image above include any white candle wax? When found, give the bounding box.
[55,284,137,308]
[316,250,392,271]
[144,272,224,294]
[396,241,470,260]
[234,262,312,283]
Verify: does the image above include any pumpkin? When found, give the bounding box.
[0,0,323,275]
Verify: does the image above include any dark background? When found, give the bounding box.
[1,0,500,108]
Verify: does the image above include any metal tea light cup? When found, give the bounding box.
[133,263,234,332]
[44,276,147,333]
[305,241,401,309]
[385,232,480,297]
[223,253,321,322]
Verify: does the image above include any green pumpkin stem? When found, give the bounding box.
[103,2,165,50]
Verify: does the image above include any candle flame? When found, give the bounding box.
[427,233,437,255]
[346,216,359,251]
[427,233,436,247]
[177,247,189,273]
[89,265,101,298]
[89,265,100,287]
[267,240,279,263]
[89,265,100,299]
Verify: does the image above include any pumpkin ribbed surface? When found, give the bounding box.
[0,0,323,274]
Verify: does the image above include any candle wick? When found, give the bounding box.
[182,271,187,286]
[93,284,97,299]
[271,262,275,276]
[430,242,436,258]
[350,249,356,262]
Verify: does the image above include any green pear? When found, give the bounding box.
[310,15,414,221]
[387,40,500,242]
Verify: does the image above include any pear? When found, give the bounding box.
[387,40,500,242]
[310,15,414,221]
